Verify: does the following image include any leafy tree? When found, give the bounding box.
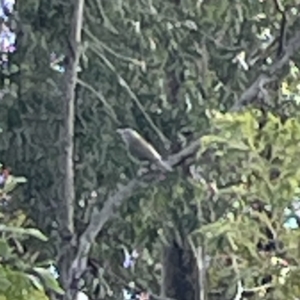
[191,110,300,299]
[1,0,300,300]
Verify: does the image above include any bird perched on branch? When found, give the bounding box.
[117,128,173,172]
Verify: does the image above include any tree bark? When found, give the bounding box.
[161,240,199,300]
[57,0,84,298]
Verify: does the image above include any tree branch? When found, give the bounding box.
[67,140,201,288]
[58,0,84,297]
[231,29,300,111]
[59,0,84,238]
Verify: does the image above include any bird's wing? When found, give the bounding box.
[130,135,162,162]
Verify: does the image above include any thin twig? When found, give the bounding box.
[88,43,171,148]
[76,78,119,123]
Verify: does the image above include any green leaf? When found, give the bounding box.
[201,135,230,148]
[0,276,11,292]
[24,229,48,241]
[0,238,12,258]
[2,175,27,194]
[32,267,64,295]
[0,226,48,241]
[227,141,250,151]
[13,177,27,184]
[26,274,45,291]
[191,219,231,236]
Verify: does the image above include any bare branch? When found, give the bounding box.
[168,139,202,166]
[232,29,300,111]
[69,179,141,282]
[58,0,84,237]
[76,78,119,122]
[68,138,201,286]
[57,0,85,297]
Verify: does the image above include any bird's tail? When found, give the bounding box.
[157,159,173,172]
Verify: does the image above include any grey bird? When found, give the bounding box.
[117,128,173,172]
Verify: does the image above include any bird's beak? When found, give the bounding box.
[116,129,123,134]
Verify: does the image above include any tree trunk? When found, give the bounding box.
[161,240,200,300]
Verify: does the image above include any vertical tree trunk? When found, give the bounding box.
[57,0,84,298]
[161,240,200,300]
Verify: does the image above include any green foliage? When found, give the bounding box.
[0,265,48,300]
[0,163,63,300]
[190,110,300,299]
[0,224,64,300]
[2,0,300,299]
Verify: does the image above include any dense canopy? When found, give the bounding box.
[1,0,300,300]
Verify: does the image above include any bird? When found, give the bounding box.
[116,128,173,172]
